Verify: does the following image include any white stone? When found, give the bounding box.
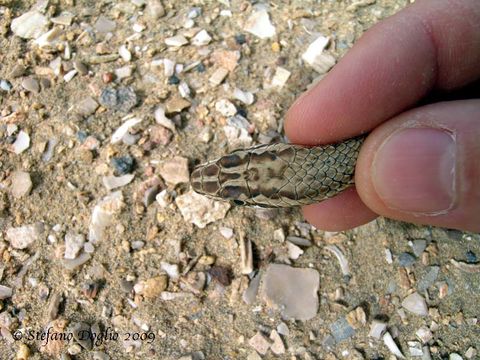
[111,117,142,144]
[402,292,428,316]
[269,330,285,355]
[165,35,188,47]
[219,227,234,239]
[209,67,229,86]
[6,223,44,249]
[11,11,49,39]
[155,190,172,208]
[160,262,179,280]
[233,88,254,105]
[115,65,134,79]
[10,171,32,198]
[176,190,230,229]
[383,331,405,359]
[103,174,135,190]
[0,285,13,299]
[215,99,237,117]
[271,67,291,88]
[408,341,424,357]
[163,58,175,77]
[416,326,433,343]
[12,131,30,154]
[261,264,319,321]
[248,332,271,355]
[154,105,176,131]
[244,9,276,39]
[158,157,190,185]
[191,29,212,46]
[178,81,190,98]
[119,45,132,62]
[64,232,85,259]
[63,69,77,82]
[302,36,330,71]
[89,191,124,243]
[34,27,63,49]
[369,319,387,339]
[132,23,145,33]
[287,242,303,260]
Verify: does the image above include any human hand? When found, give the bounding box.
[285,0,480,232]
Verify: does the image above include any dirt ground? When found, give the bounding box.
[0,0,479,359]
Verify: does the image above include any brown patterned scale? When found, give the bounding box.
[190,137,364,208]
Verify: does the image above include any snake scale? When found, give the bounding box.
[190,136,365,208]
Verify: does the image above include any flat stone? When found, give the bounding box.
[165,96,191,114]
[146,0,165,19]
[269,330,285,355]
[21,77,40,93]
[158,156,189,185]
[103,174,135,190]
[12,131,30,154]
[6,223,44,249]
[417,266,440,292]
[11,11,49,39]
[99,87,137,113]
[402,292,428,316]
[76,97,99,116]
[176,190,230,229]
[137,275,168,298]
[330,317,356,343]
[398,252,416,267]
[411,239,427,256]
[248,332,271,355]
[165,35,188,47]
[260,264,319,320]
[95,16,116,33]
[0,285,13,299]
[244,8,276,39]
[10,171,32,198]
[64,232,85,259]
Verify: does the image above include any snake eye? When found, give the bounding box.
[233,199,245,206]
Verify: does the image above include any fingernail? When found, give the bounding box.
[373,128,456,214]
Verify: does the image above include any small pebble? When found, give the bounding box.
[158,156,189,185]
[411,239,427,256]
[16,343,30,360]
[0,79,12,91]
[10,171,32,198]
[76,97,99,116]
[12,131,30,154]
[402,292,428,316]
[99,87,138,113]
[248,332,271,355]
[95,16,116,33]
[0,285,13,299]
[111,156,135,175]
[398,252,416,267]
[168,75,180,85]
[6,223,44,249]
[330,317,356,343]
[21,77,40,93]
[466,250,477,263]
[235,34,247,45]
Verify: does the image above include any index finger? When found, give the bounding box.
[285,0,480,145]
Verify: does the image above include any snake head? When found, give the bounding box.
[190,151,253,206]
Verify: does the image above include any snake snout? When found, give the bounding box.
[190,167,203,193]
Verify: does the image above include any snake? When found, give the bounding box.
[190,136,364,208]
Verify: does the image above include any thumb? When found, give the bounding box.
[356,100,480,232]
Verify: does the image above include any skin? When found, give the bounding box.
[285,0,480,232]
